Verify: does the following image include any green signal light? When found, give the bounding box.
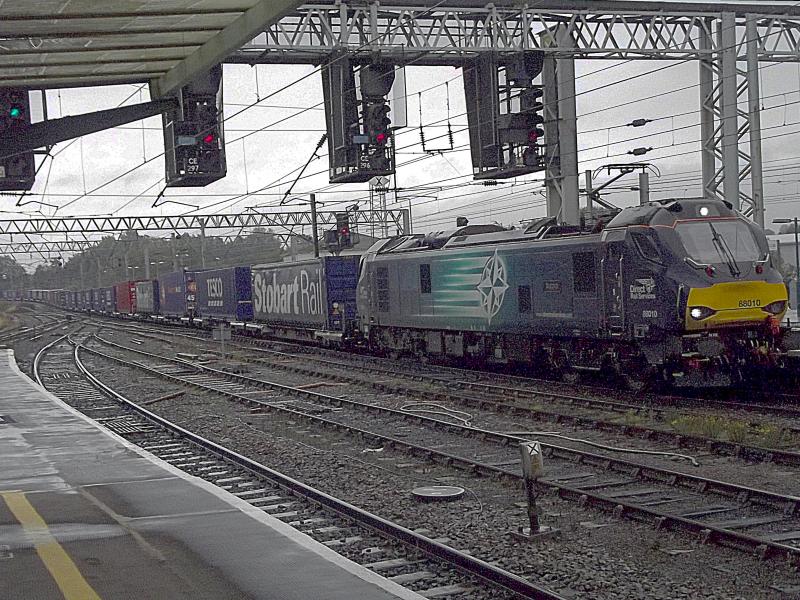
[9,107,21,118]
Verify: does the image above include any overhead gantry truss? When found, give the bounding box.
[0,210,410,236]
[231,2,800,65]
[0,240,101,255]
[228,1,800,227]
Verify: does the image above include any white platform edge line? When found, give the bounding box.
[8,349,425,600]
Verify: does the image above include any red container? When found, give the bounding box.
[114,280,139,314]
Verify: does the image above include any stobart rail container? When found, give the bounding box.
[194,266,253,322]
[251,256,360,343]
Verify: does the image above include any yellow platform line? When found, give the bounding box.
[1,491,102,600]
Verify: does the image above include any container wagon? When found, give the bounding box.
[194,266,253,323]
[251,256,360,343]
[135,280,160,316]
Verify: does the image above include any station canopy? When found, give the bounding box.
[0,0,300,96]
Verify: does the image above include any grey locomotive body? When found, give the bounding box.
[357,199,787,384]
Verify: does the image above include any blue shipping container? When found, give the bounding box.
[99,286,115,313]
[251,256,360,330]
[90,288,102,311]
[195,266,253,321]
[158,270,189,318]
[78,290,90,310]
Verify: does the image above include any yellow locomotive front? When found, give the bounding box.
[607,199,787,384]
[665,201,786,381]
[672,214,787,332]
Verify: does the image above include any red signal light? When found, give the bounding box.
[203,133,215,144]
[375,132,387,145]
[340,227,349,235]
[528,131,538,144]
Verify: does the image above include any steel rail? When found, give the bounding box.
[120,319,800,423]
[95,328,800,468]
[32,333,69,387]
[236,348,800,462]
[80,339,800,563]
[69,340,566,600]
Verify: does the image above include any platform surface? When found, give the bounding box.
[0,350,424,600]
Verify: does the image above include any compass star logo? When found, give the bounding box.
[477,250,509,323]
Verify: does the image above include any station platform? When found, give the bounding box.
[0,350,424,600]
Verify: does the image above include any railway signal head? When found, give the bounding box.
[0,88,35,191]
[164,66,227,187]
[365,101,391,146]
[335,213,353,248]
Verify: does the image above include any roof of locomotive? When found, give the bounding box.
[606,198,737,228]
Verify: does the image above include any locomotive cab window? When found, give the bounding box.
[631,232,663,264]
[572,252,597,295]
[420,264,431,294]
[676,219,761,264]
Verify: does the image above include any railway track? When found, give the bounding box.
[0,312,66,345]
[113,318,800,423]
[33,334,565,600]
[97,325,800,470]
[81,333,800,565]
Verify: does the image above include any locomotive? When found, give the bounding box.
[357,198,787,385]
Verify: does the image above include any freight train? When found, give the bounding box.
[10,198,789,387]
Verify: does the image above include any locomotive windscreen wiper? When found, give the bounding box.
[708,222,741,278]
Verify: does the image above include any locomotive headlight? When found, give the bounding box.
[689,306,716,320]
[762,300,787,315]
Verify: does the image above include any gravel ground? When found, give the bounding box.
[82,348,800,600]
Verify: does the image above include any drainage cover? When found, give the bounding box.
[411,486,465,502]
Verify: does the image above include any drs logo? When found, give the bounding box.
[207,277,224,307]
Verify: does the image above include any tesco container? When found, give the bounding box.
[135,280,160,315]
[195,266,253,322]
[251,256,360,331]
